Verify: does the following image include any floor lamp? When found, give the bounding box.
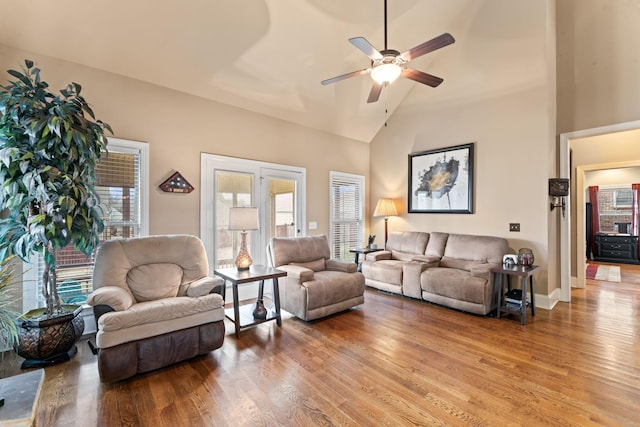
[373,198,398,247]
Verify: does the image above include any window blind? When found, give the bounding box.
[36,145,144,306]
[330,172,364,260]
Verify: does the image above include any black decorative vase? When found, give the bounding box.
[253,300,268,320]
[16,304,84,369]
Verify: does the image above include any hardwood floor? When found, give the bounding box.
[2,268,639,426]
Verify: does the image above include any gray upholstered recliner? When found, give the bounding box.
[268,235,365,321]
[87,234,225,382]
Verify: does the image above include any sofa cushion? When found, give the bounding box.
[291,258,326,272]
[386,232,429,258]
[425,232,448,258]
[127,263,183,302]
[303,270,365,310]
[442,234,507,265]
[98,293,224,332]
[421,268,487,304]
[362,259,404,286]
[270,235,331,267]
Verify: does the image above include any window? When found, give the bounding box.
[330,171,364,260]
[597,187,634,234]
[26,138,149,309]
[614,189,633,208]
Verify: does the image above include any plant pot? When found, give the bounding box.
[15,304,84,368]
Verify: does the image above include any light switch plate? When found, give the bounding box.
[309,221,317,230]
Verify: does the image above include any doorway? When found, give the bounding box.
[560,119,640,301]
[200,154,306,272]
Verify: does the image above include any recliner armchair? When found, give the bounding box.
[268,235,365,321]
[87,234,225,382]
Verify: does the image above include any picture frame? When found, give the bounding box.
[408,143,474,213]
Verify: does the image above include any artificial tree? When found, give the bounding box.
[0,59,112,320]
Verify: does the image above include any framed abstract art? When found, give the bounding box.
[408,143,474,213]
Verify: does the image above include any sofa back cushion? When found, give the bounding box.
[425,232,449,258]
[270,235,331,268]
[386,232,430,261]
[93,234,210,302]
[439,234,508,270]
[127,263,183,302]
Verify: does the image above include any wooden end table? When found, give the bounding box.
[492,264,540,325]
[349,247,383,272]
[214,265,286,338]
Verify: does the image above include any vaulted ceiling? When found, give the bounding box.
[0,0,548,143]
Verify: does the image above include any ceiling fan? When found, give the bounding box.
[321,0,455,103]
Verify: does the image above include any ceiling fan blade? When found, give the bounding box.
[321,69,370,86]
[367,83,384,103]
[401,68,444,87]
[349,37,383,60]
[400,33,455,62]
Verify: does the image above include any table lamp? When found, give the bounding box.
[373,198,397,246]
[229,207,259,270]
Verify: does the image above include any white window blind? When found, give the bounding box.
[330,171,364,260]
[35,139,148,306]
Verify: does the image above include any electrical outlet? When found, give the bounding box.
[509,223,520,232]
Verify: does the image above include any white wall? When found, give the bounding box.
[370,1,556,298]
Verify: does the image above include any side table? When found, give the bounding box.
[0,369,44,427]
[349,247,383,272]
[214,265,286,338]
[492,264,540,325]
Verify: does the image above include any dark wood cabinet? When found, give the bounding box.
[594,233,640,264]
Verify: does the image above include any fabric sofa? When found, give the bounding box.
[87,234,225,382]
[268,235,365,321]
[362,231,508,315]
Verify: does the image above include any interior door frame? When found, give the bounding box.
[560,119,640,301]
[200,153,306,274]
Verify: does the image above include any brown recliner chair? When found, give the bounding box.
[268,234,365,321]
[87,234,225,382]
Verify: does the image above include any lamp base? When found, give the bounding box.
[235,231,253,270]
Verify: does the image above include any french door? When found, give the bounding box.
[200,154,305,272]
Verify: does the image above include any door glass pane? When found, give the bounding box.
[215,171,253,269]
[270,178,296,239]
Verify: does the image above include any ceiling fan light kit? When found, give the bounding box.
[370,52,405,84]
[322,0,455,103]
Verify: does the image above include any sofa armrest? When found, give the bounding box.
[411,255,440,267]
[402,261,430,299]
[325,259,358,273]
[186,276,225,297]
[365,251,391,261]
[87,286,135,312]
[470,264,495,281]
[277,265,315,283]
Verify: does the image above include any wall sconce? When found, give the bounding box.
[549,178,569,217]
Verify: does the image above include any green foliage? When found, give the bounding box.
[0,60,112,316]
[0,255,20,351]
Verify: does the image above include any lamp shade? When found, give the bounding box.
[373,198,398,217]
[229,207,259,231]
